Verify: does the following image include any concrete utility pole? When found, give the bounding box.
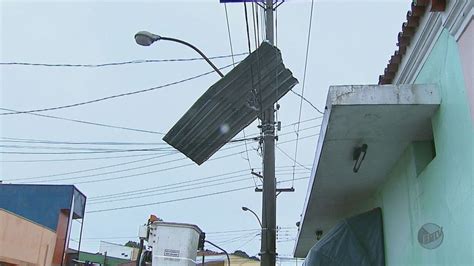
[261,0,276,265]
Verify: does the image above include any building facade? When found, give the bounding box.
[295,0,473,265]
[0,184,86,266]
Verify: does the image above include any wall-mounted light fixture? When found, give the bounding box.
[353,144,368,173]
[316,230,323,240]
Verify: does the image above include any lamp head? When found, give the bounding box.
[135,31,161,46]
[242,206,249,211]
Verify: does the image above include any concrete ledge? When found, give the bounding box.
[294,84,440,258]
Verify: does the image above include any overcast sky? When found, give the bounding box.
[1,0,409,264]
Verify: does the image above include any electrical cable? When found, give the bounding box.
[88,169,249,200]
[213,231,258,245]
[224,2,256,188]
[4,132,318,186]
[30,151,246,185]
[277,146,311,171]
[1,131,320,164]
[0,152,163,163]
[253,2,260,46]
[0,137,166,146]
[234,233,260,251]
[289,89,323,114]
[207,229,261,235]
[86,176,309,213]
[0,62,238,116]
[0,144,172,152]
[0,107,166,135]
[88,172,309,205]
[5,136,260,182]
[0,116,320,149]
[0,53,247,68]
[291,0,316,187]
[0,147,174,155]
[4,136,254,181]
[244,2,253,53]
[87,165,308,200]
[224,4,236,67]
[4,153,177,182]
[88,169,309,202]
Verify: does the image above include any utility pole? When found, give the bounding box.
[261,0,276,265]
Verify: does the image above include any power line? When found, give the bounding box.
[89,170,309,202]
[1,137,254,155]
[86,176,309,214]
[289,90,323,114]
[5,152,177,182]
[1,131,320,164]
[0,107,166,135]
[234,233,260,250]
[292,0,316,187]
[276,146,311,172]
[29,150,245,185]
[0,152,163,163]
[252,2,260,47]
[0,144,171,152]
[88,169,248,200]
[81,228,296,241]
[88,172,309,205]
[0,53,247,68]
[214,231,259,245]
[282,116,322,128]
[87,165,308,201]
[86,186,251,214]
[244,2,253,54]
[207,229,260,235]
[70,131,320,185]
[2,116,319,147]
[6,134,321,184]
[0,62,237,116]
[0,137,166,146]
[209,227,295,235]
[224,4,236,67]
[224,2,256,188]
[5,137,252,182]
[0,147,174,155]
[4,137,258,182]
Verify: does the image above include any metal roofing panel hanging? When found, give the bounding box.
[163,42,298,165]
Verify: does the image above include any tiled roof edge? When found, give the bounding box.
[378,0,446,85]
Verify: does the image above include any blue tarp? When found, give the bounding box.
[303,208,385,266]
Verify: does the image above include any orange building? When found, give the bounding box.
[0,184,86,266]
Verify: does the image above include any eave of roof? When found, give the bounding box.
[378,0,446,85]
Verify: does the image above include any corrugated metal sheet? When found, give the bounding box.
[163,42,298,165]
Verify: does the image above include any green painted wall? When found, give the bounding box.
[78,252,130,266]
[372,29,474,265]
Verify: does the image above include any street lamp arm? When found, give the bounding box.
[243,207,263,228]
[160,36,225,78]
[205,240,231,266]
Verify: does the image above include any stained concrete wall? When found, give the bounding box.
[0,209,57,266]
[371,29,474,265]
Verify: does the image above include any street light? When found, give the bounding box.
[134,31,224,77]
[242,206,262,228]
